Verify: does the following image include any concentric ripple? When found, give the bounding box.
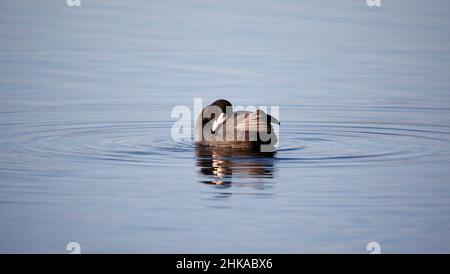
[1,119,450,179]
[278,121,450,166]
[0,121,194,178]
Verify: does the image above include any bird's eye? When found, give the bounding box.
[211,113,215,119]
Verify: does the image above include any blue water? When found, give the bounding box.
[1,0,450,253]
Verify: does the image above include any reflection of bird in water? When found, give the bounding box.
[195,145,276,186]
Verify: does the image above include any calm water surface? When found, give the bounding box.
[1,0,450,253]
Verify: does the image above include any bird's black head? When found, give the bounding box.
[201,99,233,134]
[209,99,232,114]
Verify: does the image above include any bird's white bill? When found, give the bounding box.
[212,113,226,133]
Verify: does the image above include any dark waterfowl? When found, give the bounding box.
[195,99,280,152]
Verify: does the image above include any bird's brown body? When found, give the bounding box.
[195,99,279,152]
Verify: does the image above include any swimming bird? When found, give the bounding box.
[195,99,280,152]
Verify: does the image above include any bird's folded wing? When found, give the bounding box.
[235,110,280,133]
